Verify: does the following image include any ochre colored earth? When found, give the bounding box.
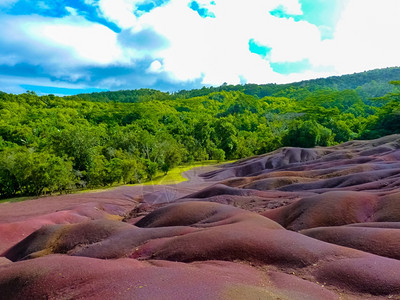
[1,135,400,299]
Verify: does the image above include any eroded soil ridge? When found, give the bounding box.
[1,135,400,299]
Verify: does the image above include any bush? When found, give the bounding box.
[283,120,334,148]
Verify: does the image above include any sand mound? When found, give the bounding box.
[2,135,400,299]
[301,226,400,259]
[262,191,378,230]
[0,255,344,300]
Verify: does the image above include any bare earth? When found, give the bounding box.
[1,135,400,299]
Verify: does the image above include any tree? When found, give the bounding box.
[0,147,76,197]
[104,158,124,185]
[211,148,225,162]
[86,154,107,187]
[283,120,334,148]
[361,81,400,138]
[120,158,144,184]
[214,120,238,159]
[145,160,158,180]
[50,124,104,173]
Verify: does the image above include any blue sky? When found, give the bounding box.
[0,0,399,95]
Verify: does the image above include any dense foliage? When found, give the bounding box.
[0,68,399,197]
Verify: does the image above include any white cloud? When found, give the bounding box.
[20,15,126,66]
[1,0,400,93]
[98,0,138,29]
[315,0,400,74]
[65,6,79,16]
[37,1,50,10]
[276,0,303,15]
[0,0,18,7]
[147,60,163,73]
[136,0,323,85]
[251,16,322,63]
[0,74,97,94]
[137,0,400,85]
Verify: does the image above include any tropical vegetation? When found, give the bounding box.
[0,67,399,197]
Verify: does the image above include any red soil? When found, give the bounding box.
[1,135,400,299]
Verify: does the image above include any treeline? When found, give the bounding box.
[173,67,400,101]
[68,67,400,103]
[0,70,399,198]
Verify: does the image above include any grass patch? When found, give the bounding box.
[0,195,39,204]
[128,160,223,186]
[0,160,231,203]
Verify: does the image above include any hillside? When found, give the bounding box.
[1,68,400,298]
[1,135,400,299]
[68,67,400,103]
[0,67,399,198]
[175,66,400,101]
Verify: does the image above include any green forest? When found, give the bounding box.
[0,67,399,198]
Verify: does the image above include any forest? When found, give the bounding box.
[0,67,399,198]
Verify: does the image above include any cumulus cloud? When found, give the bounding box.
[97,0,138,29]
[0,13,132,93]
[147,60,163,73]
[27,17,124,65]
[0,0,18,7]
[0,14,125,67]
[0,72,96,94]
[0,0,399,94]
[136,0,325,85]
[316,0,400,74]
[137,0,399,85]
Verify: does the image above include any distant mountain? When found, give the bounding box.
[174,67,400,101]
[66,88,172,103]
[67,67,400,103]
[0,66,399,197]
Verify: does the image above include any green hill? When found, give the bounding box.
[66,67,399,103]
[0,67,399,197]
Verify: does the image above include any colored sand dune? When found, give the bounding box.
[1,135,400,299]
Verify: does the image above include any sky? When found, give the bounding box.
[0,0,399,95]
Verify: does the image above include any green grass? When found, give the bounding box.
[0,195,39,204]
[0,160,230,203]
[128,160,223,186]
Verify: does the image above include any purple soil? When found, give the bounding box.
[0,255,343,300]
[261,191,379,230]
[0,165,219,253]
[1,135,400,299]
[301,226,400,259]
